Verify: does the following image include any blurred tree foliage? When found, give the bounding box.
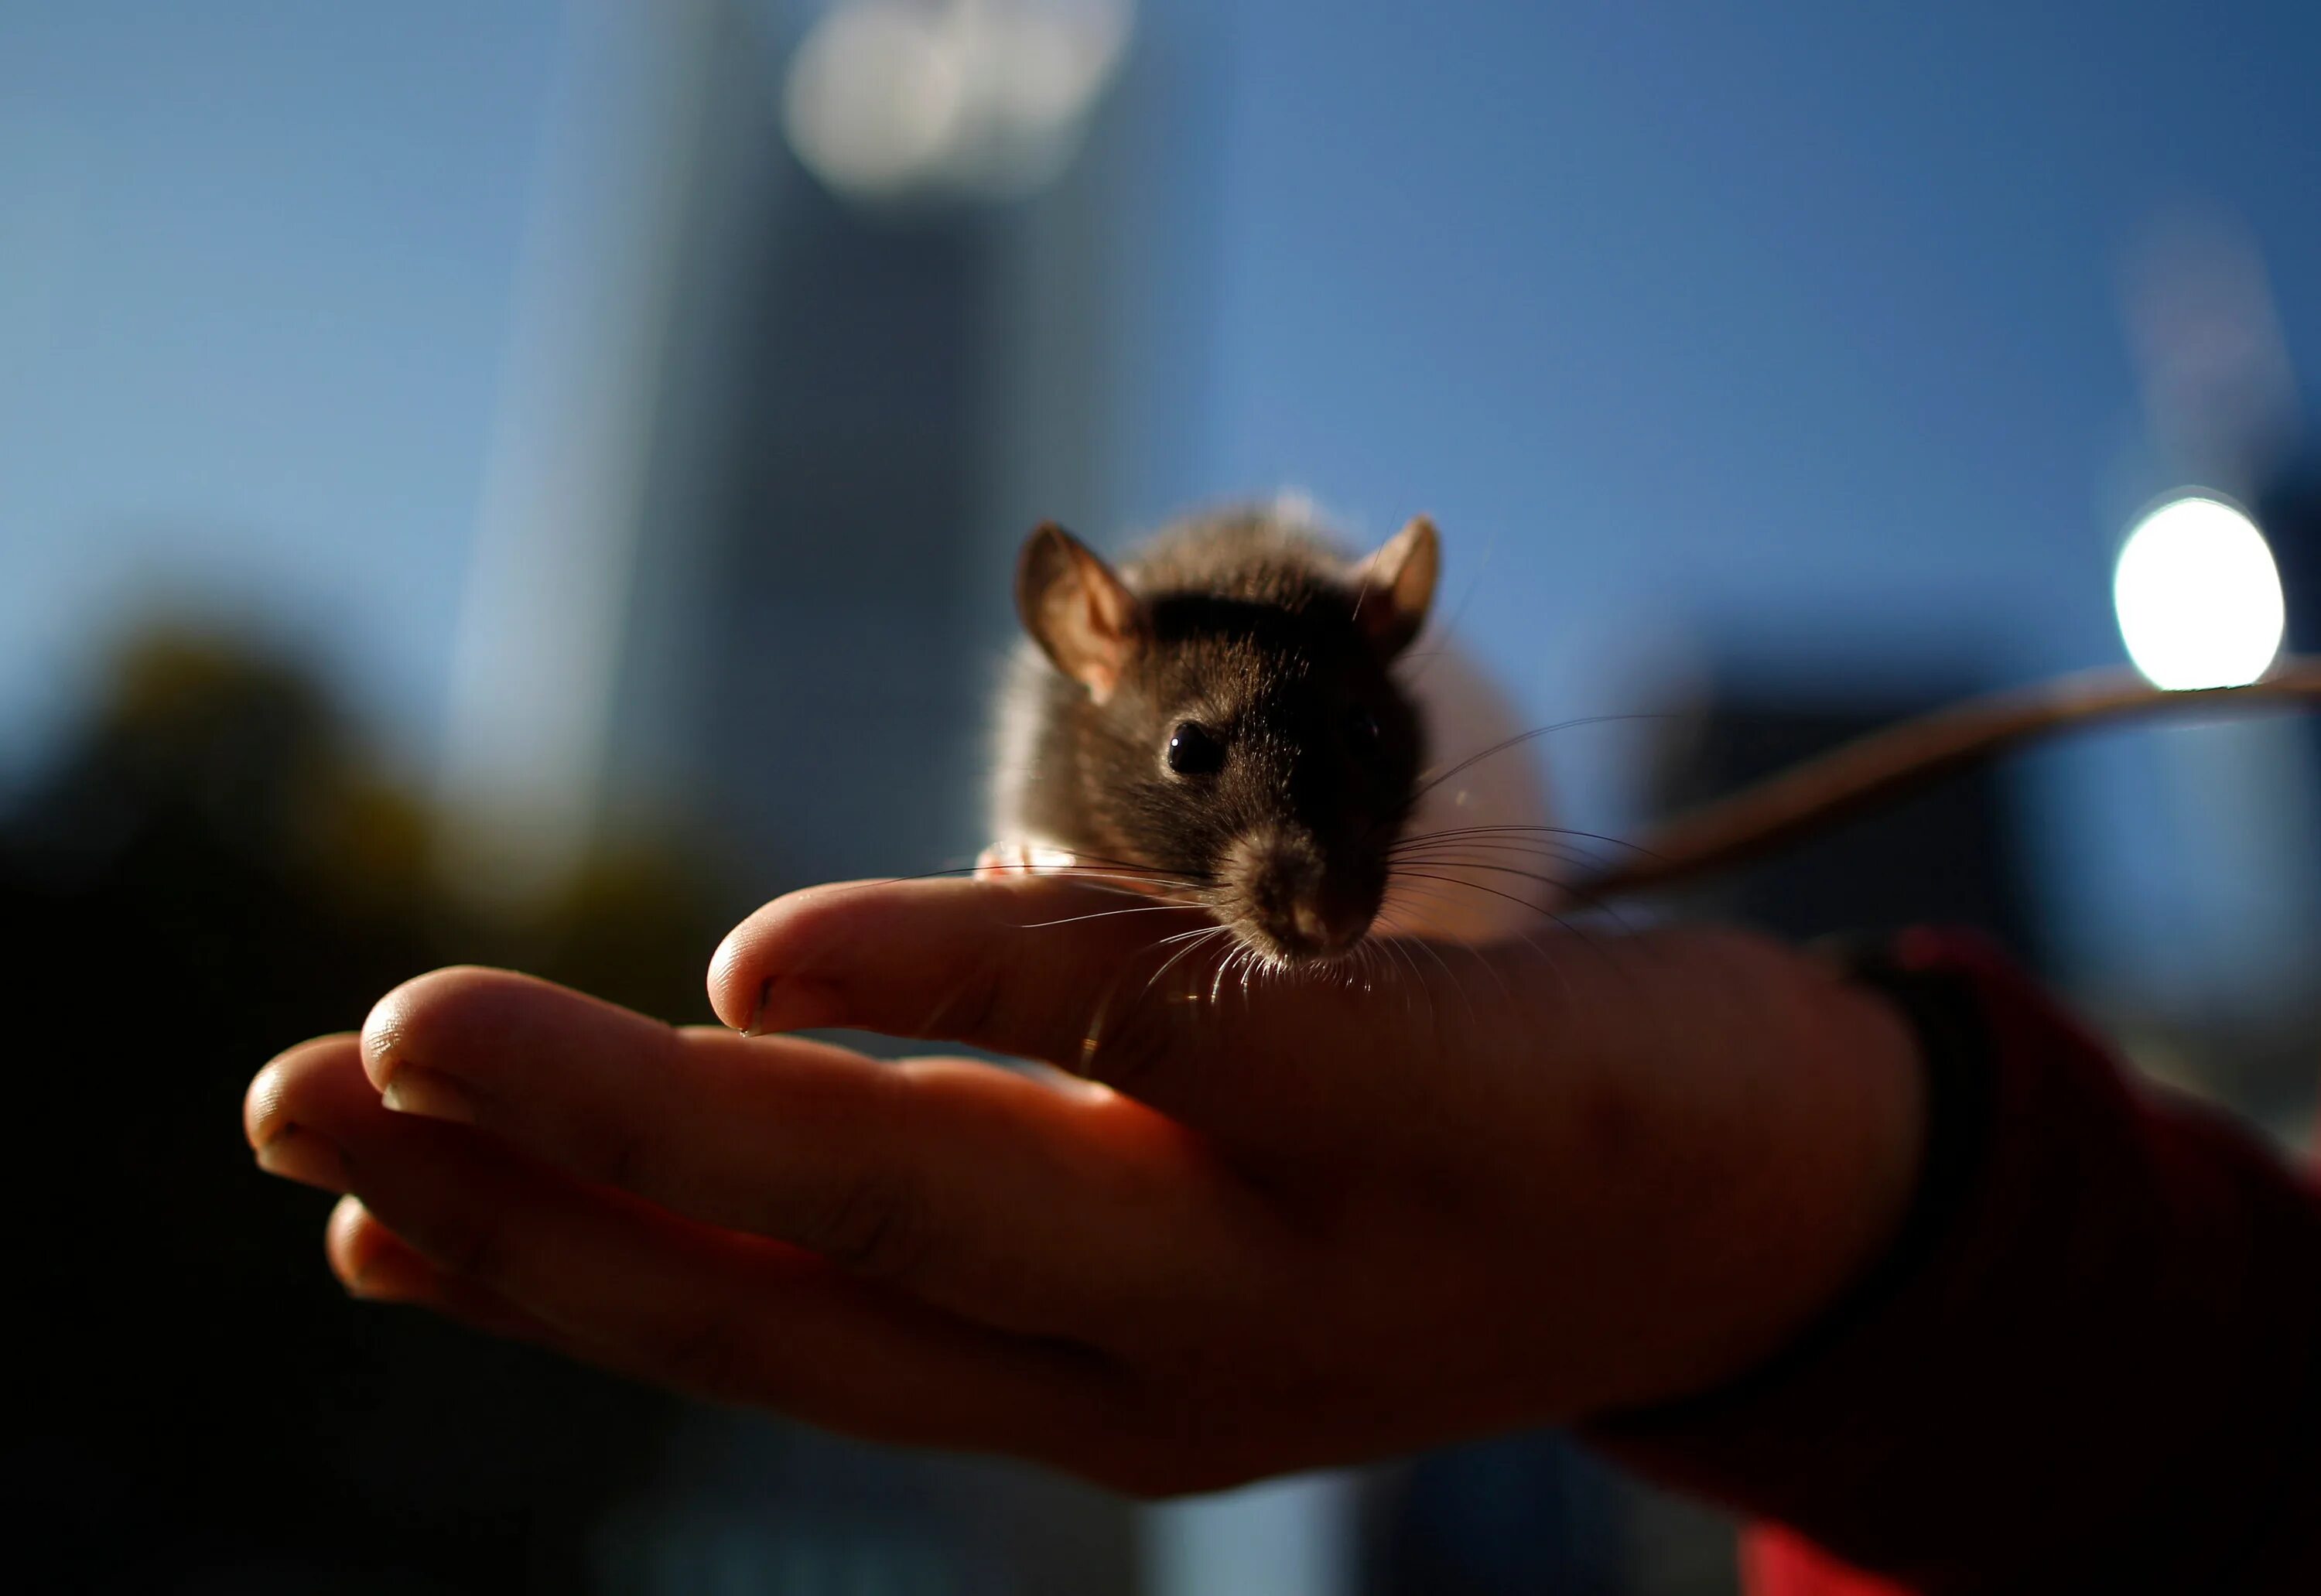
[3,624,748,1591]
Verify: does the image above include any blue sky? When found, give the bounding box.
[1193,2,2321,675]
[8,1,2321,993]
[1174,2,2321,992]
[0,2,558,768]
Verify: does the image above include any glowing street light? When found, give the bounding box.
[2113,494,2285,689]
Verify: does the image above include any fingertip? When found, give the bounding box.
[326,1196,434,1303]
[707,880,881,1031]
[360,966,473,1088]
[325,1192,374,1280]
[245,1034,358,1149]
[358,964,557,1088]
[244,1062,292,1151]
[706,921,762,1032]
[359,971,436,1089]
[323,1196,598,1348]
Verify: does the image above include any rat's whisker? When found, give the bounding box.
[1366,921,1411,997]
[1055,851,1222,883]
[1045,873,1211,894]
[1389,841,1605,874]
[1037,869,1214,894]
[1143,923,1232,1002]
[1379,880,1521,959]
[1387,883,1578,1011]
[1365,911,1436,1023]
[1386,847,1641,936]
[1395,923,1476,1028]
[1388,856,1578,893]
[1390,932,1437,1026]
[1390,822,1665,863]
[1400,713,1670,815]
[1210,941,1243,1006]
[1016,901,1208,930]
[1383,900,1517,1012]
[1386,869,1626,980]
[1388,869,1556,922]
[1388,830,1611,863]
[1421,911,1518,1007]
[877,853,1212,887]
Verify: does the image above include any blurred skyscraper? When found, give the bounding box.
[439,0,1191,907]
[436,0,1203,1587]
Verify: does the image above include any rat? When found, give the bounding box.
[985,500,2321,967]
[984,499,1554,965]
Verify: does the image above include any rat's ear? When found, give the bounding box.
[1017,522,1149,699]
[1351,514,1440,658]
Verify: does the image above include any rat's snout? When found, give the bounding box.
[1223,827,1378,960]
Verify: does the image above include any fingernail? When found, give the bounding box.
[255,1125,351,1191]
[380,1068,480,1124]
[740,975,839,1037]
[742,976,776,1037]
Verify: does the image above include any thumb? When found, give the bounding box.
[708,874,1554,1151]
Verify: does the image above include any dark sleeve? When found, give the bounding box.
[1579,929,2321,1593]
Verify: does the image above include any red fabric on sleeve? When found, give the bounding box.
[1742,1526,1909,1596]
[1583,929,2321,1593]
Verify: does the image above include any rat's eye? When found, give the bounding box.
[1345,704,1382,754]
[1165,722,1225,776]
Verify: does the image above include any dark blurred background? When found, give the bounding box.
[9,2,2321,1591]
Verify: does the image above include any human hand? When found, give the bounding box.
[245,876,1922,1493]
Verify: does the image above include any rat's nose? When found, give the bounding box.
[1287,895,1372,953]
[1229,829,1376,959]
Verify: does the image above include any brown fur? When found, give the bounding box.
[1002,509,1431,960]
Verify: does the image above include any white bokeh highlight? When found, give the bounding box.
[2113,495,2285,690]
[784,0,1133,206]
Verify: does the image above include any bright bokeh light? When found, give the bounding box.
[2113,495,2285,689]
[784,4,968,200]
[784,0,1133,207]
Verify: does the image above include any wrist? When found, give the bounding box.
[1747,962,1933,1378]
[1599,931,1932,1412]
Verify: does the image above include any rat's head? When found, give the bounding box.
[1016,515,1440,963]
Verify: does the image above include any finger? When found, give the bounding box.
[247,1034,359,1191]
[708,875,1550,1148]
[357,967,1274,1338]
[327,1194,562,1346]
[249,1035,1134,1464]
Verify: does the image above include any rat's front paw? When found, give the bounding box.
[976,840,1080,877]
